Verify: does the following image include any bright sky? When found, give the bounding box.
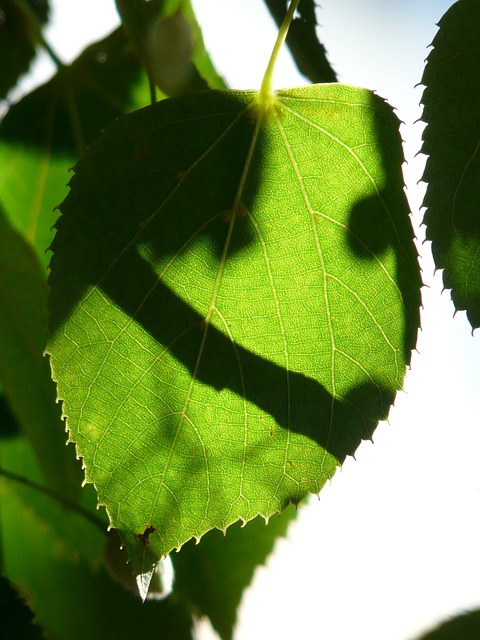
[20,1,480,639]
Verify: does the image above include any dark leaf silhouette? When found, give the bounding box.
[421,0,480,329]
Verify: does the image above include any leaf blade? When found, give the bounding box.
[47,84,420,576]
[421,0,480,329]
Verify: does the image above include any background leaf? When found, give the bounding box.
[414,609,480,640]
[0,425,194,639]
[0,0,50,100]
[421,0,480,329]
[0,203,80,495]
[0,575,43,640]
[115,0,226,96]
[47,84,420,578]
[0,26,149,269]
[263,0,337,83]
[173,504,296,640]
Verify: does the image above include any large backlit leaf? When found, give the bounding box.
[47,85,421,580]
[421,0,480,329]
[0,0,50,100]
[0,27,149,269]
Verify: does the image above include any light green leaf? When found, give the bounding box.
[47,84,421,579]
[0,436,194,640]
[0,204,80,494]
[0,27,150,269]
[421,0,480,329]
[0,433,105,572]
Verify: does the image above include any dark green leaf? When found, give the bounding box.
[0,394,21,439]
[263,0,337,83]
[47,85,420,580]
[0,575,43,640]
[421,0,480,329]
[415,609,480,640]
[174,505,296,640]
[0,0,50,100]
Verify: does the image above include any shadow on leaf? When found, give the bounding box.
[47,86,420,564]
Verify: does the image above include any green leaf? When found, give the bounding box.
[47,84,420,579]
[0,575,43,640]
[263,0,337,83]
[0,26,149,269]
[0,436,194,640]
[115,0,226,95]
[421,0,480,329]
[0,422,106,570]
[0,203,80,495]
[0,0,50,100]
[414,608,480,640]
[173,505,296,640]
[0,394,21,439]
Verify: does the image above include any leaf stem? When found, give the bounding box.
[259,0,301,105]
[0,466,106,533]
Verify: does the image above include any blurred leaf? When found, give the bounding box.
[0,394,21,439]
[415,608,480,640]
[0,575,43,640]
[174,505,296,640]
[0,26,150,269]
[421,0,480,329]
[0,433,105,570]
[47,84,420,583]
[0,0,50,100]
[0,203,80,495]
[263,0,337,83]
[0,435,194,640]
[115,0,226,94]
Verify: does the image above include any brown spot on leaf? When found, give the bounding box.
[137,525,155,545]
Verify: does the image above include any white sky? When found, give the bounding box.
[16,1,480,639]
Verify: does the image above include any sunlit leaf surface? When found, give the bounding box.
[47,84,421,578]
[421,0,480,329]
